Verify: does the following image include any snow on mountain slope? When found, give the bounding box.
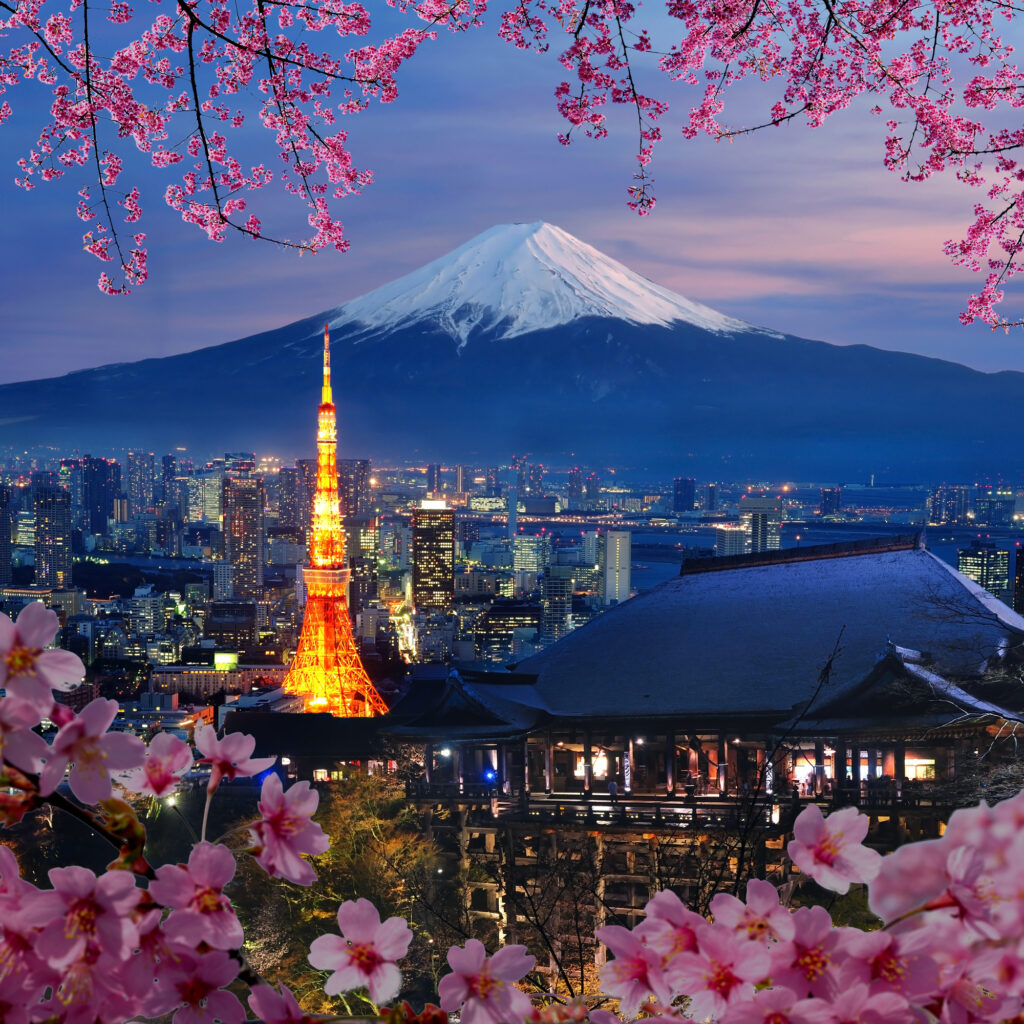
[329,222,757,344]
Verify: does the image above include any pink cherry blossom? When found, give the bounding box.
[818,980,914,1024]
[0,696,50,774]
[39,698,145,805]
[250,772,329,885]
[31,865,139,968]
[155,948,244,1024]
[0,604,85,713]
[595,924,672,1014]
[710,878,796,944]
[838,928,939,1003]
[770,906,841,999]
[120,731,194,798]
[148,842,243,951]
[788,804,881,894]
[248,982,320,1023]
[195,724,275,794]
[636,888,705,960]
[438,938,536,1024]
[308,897,413,1003]
[667,922,771,1021]
[720,985,837,1024]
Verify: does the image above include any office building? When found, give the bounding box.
[715,525,748,557]
[568,467,583,502]
[82,455,121,534]
[674,478,696,514]
[474,600,541,665]
[600,530,631,606]
[33,485,72,588]
[528,463,544,496]
[541,566,574,643]
[928,485,971,526]
[127,451,155,517]
[413,500,455,613]
[958,540,1010,601]
[705,482,718,512]
[513,534,551,573]
[278,466,304,530]
[486,467,502,498]
[159,454,177,504]
[820,487,842,517]
[223,476,265,599]
[339,458,372,517]
[426,463,441,496]
[0,486,11,587]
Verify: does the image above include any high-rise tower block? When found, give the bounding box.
[284,326,388,717]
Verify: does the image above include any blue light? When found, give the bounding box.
[484,770,497,782]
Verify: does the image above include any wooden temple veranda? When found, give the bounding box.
[230,533,1024,963]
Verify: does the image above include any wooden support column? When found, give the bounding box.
[625,737,635,794]
[583,728,593,795]
[544,732,553,794]
[850,740,861,785]
[814,740,825,795]
[496,744,506,792]
[424,743,433,785]
[665,732,675,796]
[523,738,531,795]
[894,740,906,782]
[867,747,878,779]
[455,746,464,795]
[718,734,728,793]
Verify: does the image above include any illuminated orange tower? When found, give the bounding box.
[284,326,388,717]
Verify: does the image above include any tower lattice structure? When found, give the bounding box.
[284,326,388,717]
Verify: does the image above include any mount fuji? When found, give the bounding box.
[2,221,1023,478]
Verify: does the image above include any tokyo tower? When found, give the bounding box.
[283,325,388,717]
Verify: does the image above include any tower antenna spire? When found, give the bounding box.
[322,323,332,405]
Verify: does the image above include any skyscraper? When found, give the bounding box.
[160,454,178,504]
[339,458,371,517]
[413,500,455,613]
[34,485,72,588]
[486,467,502,498]
[82,456,121,534]
[455,465,467,493]
[674,478,696,514]
[223,476,265,599]
[568,467,583,502]
[127,451,155,517]
[541,566,574,643]
[0,485,12,587]
[528,463,544,496]
[600,530,631,606]
[284,326,387,717]
[279,466,303,530]
[426,463,441,495]
[296,458,317,535]
[585,472,600,501]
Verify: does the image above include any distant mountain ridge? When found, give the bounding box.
[1,222,1021,480]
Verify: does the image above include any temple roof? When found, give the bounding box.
[494,536,1024,722]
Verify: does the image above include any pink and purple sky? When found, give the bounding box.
[1,12,1019,384]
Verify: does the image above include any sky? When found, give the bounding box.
[1,9,1021,384]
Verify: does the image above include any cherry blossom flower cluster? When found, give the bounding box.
[4,595,1024,1023]
[2,0,1023,322]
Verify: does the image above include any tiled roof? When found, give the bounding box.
[500,541,1024,721]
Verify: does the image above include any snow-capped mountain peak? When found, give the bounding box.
[329,222,754,344]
